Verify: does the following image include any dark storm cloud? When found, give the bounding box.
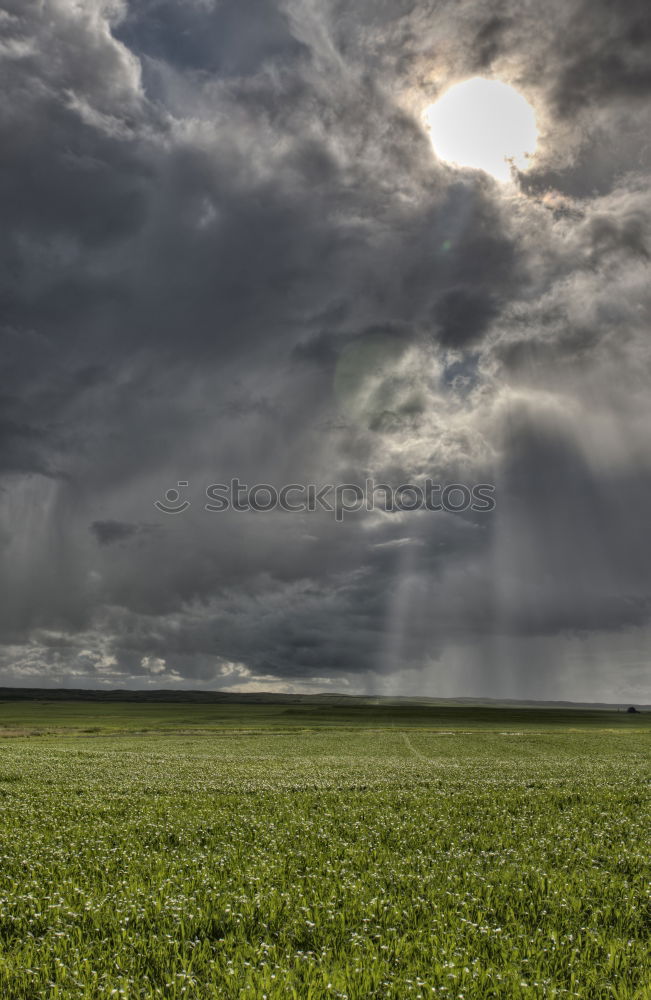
[496,406,651,635]
[0,0,650,699]
[548,0,651,116]
[90,519,158,546]
[113,0,308,78]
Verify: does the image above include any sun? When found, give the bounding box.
[424,77,538,182]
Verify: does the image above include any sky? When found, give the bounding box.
[1,0,650,702]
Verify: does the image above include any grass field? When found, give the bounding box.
[0,702,649,998]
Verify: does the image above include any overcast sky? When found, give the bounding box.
[1,0,650,701]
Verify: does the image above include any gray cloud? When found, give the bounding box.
[90,519,159,546]
[0,0,650,700]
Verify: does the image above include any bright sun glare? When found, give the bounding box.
[424,77,538,182]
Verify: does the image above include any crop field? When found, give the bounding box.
[0,702,649,999]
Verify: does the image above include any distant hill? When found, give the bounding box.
[0,686,646,710]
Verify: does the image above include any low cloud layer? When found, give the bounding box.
[0,0,650,701]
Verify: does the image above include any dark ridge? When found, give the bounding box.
[0,687,646,710]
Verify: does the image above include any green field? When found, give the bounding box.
[0,702,649,998]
